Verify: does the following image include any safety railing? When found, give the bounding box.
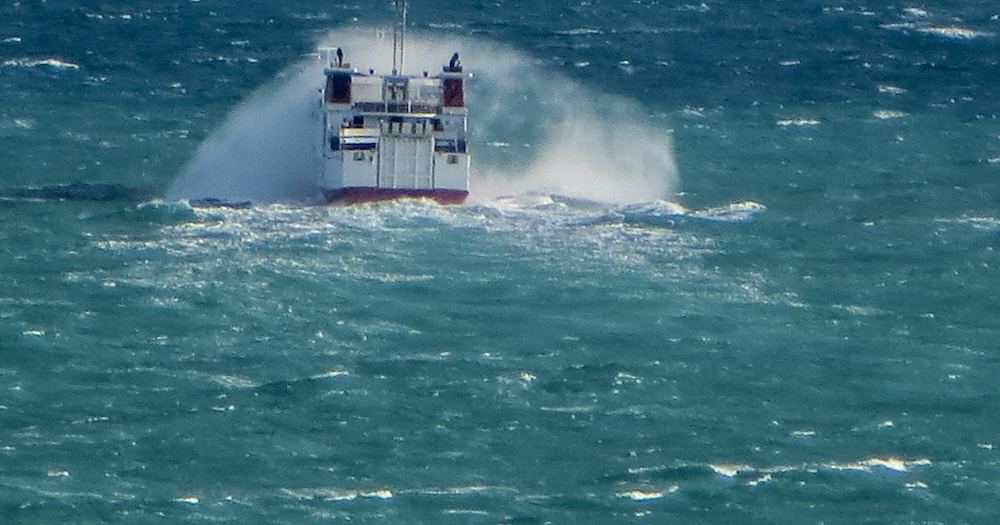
[354,101,441,114]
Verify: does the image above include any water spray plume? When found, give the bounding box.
[166,66,322,203]
[167,27,680,205]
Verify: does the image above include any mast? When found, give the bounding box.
[392,0,408,75]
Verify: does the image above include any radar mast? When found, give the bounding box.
[392,0,408,75]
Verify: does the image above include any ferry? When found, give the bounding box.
[317,1,470,204]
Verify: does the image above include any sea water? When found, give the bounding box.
[2,1,999,523]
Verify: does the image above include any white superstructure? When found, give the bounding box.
[317,44,470,204]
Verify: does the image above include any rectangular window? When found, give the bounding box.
[327,73,351,104]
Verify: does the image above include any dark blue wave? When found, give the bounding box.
[0,182,157,203]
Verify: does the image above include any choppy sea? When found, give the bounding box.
[3,1,1000,523]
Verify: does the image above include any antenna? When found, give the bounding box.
[392,0,408,75]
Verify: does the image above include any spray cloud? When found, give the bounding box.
[167,27,679,204]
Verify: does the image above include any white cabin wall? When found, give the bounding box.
[320,154,345,189]
[342,150,378,187]
[434,153,470,191]
[352,78,382,102]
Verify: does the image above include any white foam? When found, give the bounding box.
[917,26,993,40]
[618,487,677,501]
[610,368,640,382]
[210,374,258,389]
[959,216,1000,231]
[556,28,602,36]
[618,200,688,217]
[326,491,359,502]
[776,118,820,127]
[709,464,748,477]
[823,457,931,473]
[420,485,495,496]
[698,456,933,484]
[311,369,350,379]
[627,465,666,475]
[362,489,393,499]
[746,473,772,487]
[821,462,869,472]
[443,509,491,516]
[2,58,80,71]
[281,488,356,501]
[878,84,908,95]
[282,487,393,501]
[832,304,885,317]
[692,200,766,222]
[864,457,909,472]
[539,405,594,413]
[873,109,908,120]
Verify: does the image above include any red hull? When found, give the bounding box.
[323,187,468,205]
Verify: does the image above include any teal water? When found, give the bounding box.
[3,1,1000,523]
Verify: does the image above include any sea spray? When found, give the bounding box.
[167,27,679,204]
[466,47,679,204]
[165,65,323,203]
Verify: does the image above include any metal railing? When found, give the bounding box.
[354,101,441,115]
[434,139,467,153]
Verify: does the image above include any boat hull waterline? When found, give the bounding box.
[323,187,468,205]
